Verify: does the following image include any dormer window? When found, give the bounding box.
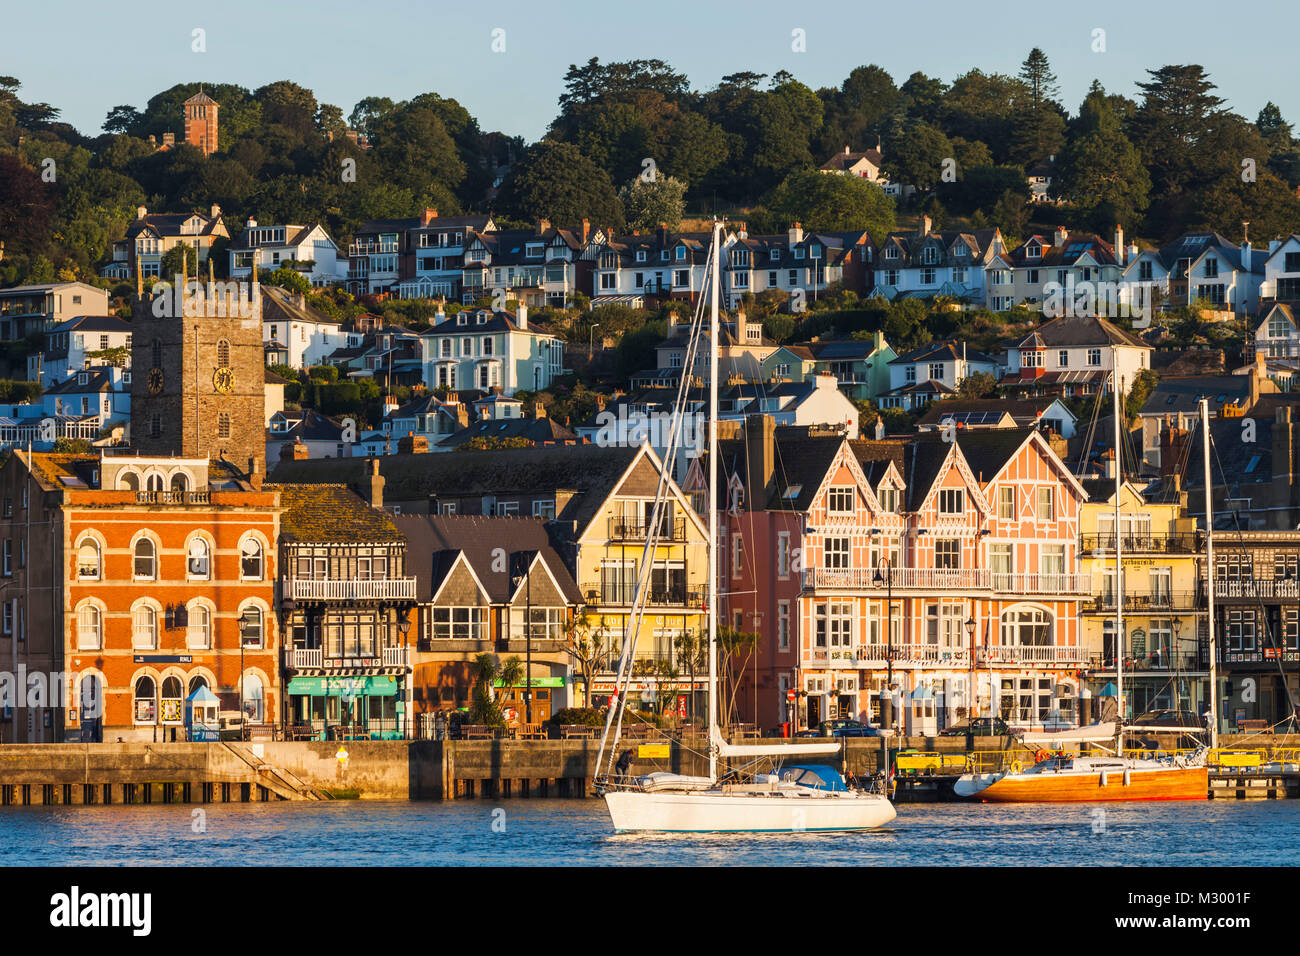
[884,245,899,260]
[810,244,822,259]
[795,248,805,260]
[636,249,647,262]
[660,250,669,261]
[78,371,88,386]
[675,247,686,261]
[1026,241,1040,260]
[770,248,781,262]
[922,246,939,265]
[457,314,467,326]
[953,241,968,258]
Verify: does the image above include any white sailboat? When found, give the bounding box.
[594,221,896,833]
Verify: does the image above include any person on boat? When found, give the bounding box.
[616,748,635,778]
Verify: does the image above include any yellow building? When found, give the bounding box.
[1078,476,1207,720]
[577,445,709,713]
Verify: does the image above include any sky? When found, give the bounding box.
[7,0,1299,141]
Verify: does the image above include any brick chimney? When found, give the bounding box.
[537,218,551,235]
[282,437,309,461]
[421,207,438,226]
[743,414,776,512]
[398,431,428,454]
[1054,225,1069,248]
[247,457,263,490]
[1114,224,1125,267]
[581,218,591,243]
[365,457,385,509]
[788,222,803,246]
[533,401,547,419]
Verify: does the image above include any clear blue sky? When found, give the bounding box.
[8,0,1297,141]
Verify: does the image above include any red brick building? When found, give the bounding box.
[0,450,279,742]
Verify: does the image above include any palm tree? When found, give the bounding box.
[469,653,523,728]
[673,631,706,724]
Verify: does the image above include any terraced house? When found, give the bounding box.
[709,418,1090,733]
[874,218,1004,308]
[273,473,417,740]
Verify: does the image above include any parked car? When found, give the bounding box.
[939,716,1010,737]
[1129,709,1204,730]
[819,719,884,738]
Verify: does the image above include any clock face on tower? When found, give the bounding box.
[213,366,235,394]
[148,367,164,394]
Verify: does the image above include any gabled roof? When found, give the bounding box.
[272,408,347,442]
[1139,376,1254,417]
[436,416,580,449]
[393,514,581,605]
[819,148,883,172]
[45,368,120,394]
[1013,314,1149,350]
[268,443,646,533]
[889,340,996,365]
[716,431,846,511]
[48,315,130,335]
[916,397,1073,429]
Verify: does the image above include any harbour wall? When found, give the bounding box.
[0,735,1293,804]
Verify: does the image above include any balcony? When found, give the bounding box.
[348,240,399,256]
[1215,579,1300,600]
[285,645,411,670]
[581,583,705,608]
[1082,590,1202,613]
[1079,533,1199,555]
[801,567,1089,594]
[977,644,1089,665]
[135,491,210,505]
[285,577,417,602]
[808,643,970,667]
[608,516,688,543]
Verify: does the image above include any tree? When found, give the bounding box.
[0,154,56,255]
[468,653,523,728]
[1129,65,1230,198]
[564,613,618,707]
[761,168,896,235]
[103,104,142,135]
[1192,169,1300,240]
[1018,48,1060,111]
[717,626,760,730]
[1054,85,1151,232]
[881,120,953,194]
[956,371,998,399]
[494,141,624,230]
[158,243,198,279]
[673,631,707,724]
[817,64,900,156]
[619,175,686,231]
[85,346,131,368]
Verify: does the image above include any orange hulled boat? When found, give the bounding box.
[954,751,1208,802]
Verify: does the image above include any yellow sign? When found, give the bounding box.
[638,743,670,758]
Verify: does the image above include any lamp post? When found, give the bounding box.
[873,559,894,730]
[397,617,411,738]
[512,552,535,725]
[588,323,599,359]
[965,614,977,752]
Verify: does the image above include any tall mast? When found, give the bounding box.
[1200,398,1218,749]
[1113,354,1125,752]
[707,220,721,783]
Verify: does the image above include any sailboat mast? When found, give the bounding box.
[1200,397,1218,750]
[1113,356,1125,752]
[707,220,721,783]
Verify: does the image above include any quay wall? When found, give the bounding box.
[0,734,1292,804]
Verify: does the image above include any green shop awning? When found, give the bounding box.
[288,676,398,697]
[492,676,566,688]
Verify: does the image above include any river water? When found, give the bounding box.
[0,799,1293,866]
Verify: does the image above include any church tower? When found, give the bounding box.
[130,260,265,475]
[183,91,219,156]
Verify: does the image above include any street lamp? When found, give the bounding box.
[511,552,535,725]
[588,323,599,359]
[873,559,894,729]
[964,614,977,752]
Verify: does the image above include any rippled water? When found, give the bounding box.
[1,799,1295,866]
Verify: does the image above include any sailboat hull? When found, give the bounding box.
[957,765,1207,803]
[604,790,897,832]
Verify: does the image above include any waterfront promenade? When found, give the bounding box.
[0,735,1297,805]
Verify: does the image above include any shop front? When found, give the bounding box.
[495,675,567,725]
[286,674,404,740]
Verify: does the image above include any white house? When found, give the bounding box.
[1258,234,1300,309]
[880,341,999,410]
[27,314,132,383]
[999,314,1152,398]
[874,218,1005,308]
[259,286,360,370]
[229,219,345,287]
[419,304,564,395]
[1123,231,1264,314]
[0,282,111,340]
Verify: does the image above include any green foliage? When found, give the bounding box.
[262,266,311,295]
[52,437,94,453]
[0,380,42,403]
[547,707,606,727]
[1125,368,1160,420]
[956,370,998,399]
[619,175,686,231]
[455,436,534,451]
[760,168,895,235]
[268,363,300,381]
[495,140,624,230]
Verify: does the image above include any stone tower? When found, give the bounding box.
[183,91,219,156]
[130,263,265,475]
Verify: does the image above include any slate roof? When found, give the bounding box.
[268,443,644,533]
[436,416,580,449]
[916,397,1071,429]
[271,483,401,543]
[272,409,347,442]
[393,513,582,604]
[1139,376,1253,417]
[819,148,883,172]
[45,368,119,394]
[890,340,996,365]
[1012,314,1150,350]
[715,431,845,511]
